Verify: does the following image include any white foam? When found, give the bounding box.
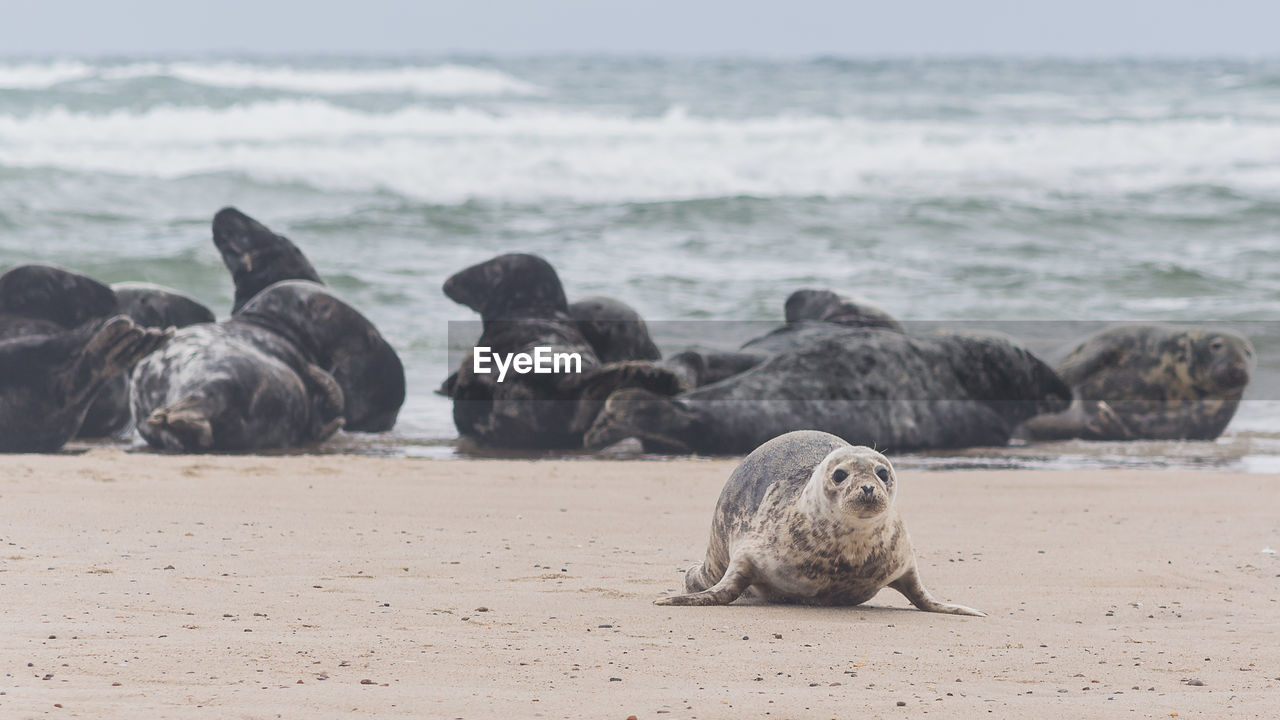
[0,60,542,96]
[0,61,94,88]
[100,61,544,96]
[2,100,1280,203]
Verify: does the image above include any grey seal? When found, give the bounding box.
[444,253,684,449]
[0,315,169,452]
[79,282,216,438]
[209,208,404,432]
[656,430,983,615]
[586,327,1070,454]
[130,281,354,452]
[1018,323,1254,441]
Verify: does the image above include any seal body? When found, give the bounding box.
[0,316,169,452]
[444,253,683,449]
[130,281,396,452]
[79,282,217,438]
[1019,323,1254,441]
[586,328,1070,454]
[657,430,983,615]
[666,288,903,388]
[208,208,404,431]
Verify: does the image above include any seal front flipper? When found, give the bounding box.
[654,555,755,606]
[299,361,346,442]
[213,207,323,312]
[888,565,986,617]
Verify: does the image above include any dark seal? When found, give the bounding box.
[130,281,367,452]
[1018,323,1254,441]
[0,315,169,452]
[79,282,217,438]
[655,430,984,615]
[444,253,683,449]
[209,208,404,431]
[586,328,1070,454]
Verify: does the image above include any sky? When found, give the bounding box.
[2,0,1278,57]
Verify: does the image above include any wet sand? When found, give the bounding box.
[0,449,1276,718]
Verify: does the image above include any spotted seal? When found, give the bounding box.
[656,430,983,615]
[1018,323,1254,441]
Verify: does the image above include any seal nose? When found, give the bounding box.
[860,484,875,497]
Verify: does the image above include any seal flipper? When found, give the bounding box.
[213,207,323,312]
[888,565,986,617]
[145,398,216,452]
[299,361,346,442]
[654,555,754,606]
[1018,398,1132,441]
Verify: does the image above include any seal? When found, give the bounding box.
[1018,323,1255,441]
[586,327,1070,454]
[656,430,984,615]
[444,253,684,448]
[568,296,661,363]
[665,288,904,389]
[79,282,217,438]
[0,315,170,452]
[208,208,404,431]
[212,207,322,313]
[130,281,355,452]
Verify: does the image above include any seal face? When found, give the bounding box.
[213,207,322,313]
[1019,323,1255,441]
[656,430,983,615]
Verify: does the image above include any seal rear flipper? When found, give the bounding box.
[582,388,697,452]
[566,361,689,434]
[889,565,986,617]
[654,555,754,606]
[212,207,323,312]
[145,399,216,452]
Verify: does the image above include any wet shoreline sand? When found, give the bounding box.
[1,450,1277,718]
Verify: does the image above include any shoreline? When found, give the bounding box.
[1,450,1276,718]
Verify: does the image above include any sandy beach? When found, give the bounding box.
[0,451,1275,719]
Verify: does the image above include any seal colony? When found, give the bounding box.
[658,430,984,615]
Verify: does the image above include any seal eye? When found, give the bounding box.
[875,466,891,483]
[1210,339,1225,352]
[832,469,848,484]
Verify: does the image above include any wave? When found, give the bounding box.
[2,100,1280,203]
[0,61,95,89]
[0,60,543,96]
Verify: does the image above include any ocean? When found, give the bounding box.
[2,55,1279,468]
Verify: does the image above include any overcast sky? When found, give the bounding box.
[3,0,1277,57]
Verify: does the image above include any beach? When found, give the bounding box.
[1,450,1275,718]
